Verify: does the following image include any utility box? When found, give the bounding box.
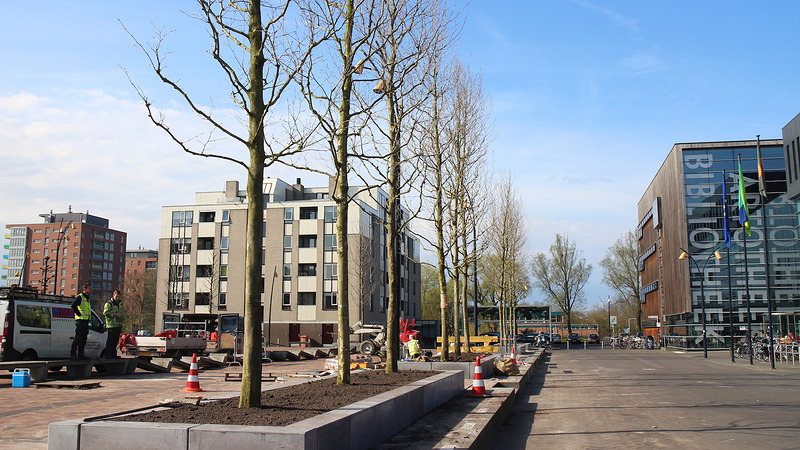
[12,369,31,388]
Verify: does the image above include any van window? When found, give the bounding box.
[89,312,105,333]
[17,305,51,329]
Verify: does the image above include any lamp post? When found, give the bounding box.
[679,247,722,358]
[607,297,611,338]
[52,221,75,295]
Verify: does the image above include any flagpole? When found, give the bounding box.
[756,135,776,369]
[722,170,736,363]
[738,153,754,365]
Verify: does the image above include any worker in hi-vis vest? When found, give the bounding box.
[102,290,124,358]
[70,284,93,360]
[406,336,422,359]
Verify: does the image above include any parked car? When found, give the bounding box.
[515,333,529,343]
[567,332,582,344]
[536,333,551,347]
[524,332,539,342]
[587,333,600,344]
[550,333,562,343]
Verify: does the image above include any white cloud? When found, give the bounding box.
[0,89,307,250]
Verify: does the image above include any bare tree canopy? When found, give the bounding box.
[125,0,321,407]
[599,231,642,332]
[530,234,592,333]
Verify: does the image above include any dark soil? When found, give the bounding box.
[113,370,439,427]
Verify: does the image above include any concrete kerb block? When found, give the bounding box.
[48,418,83,450]
[189,424,313,450]
[81,421,196,450]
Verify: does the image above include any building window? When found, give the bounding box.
[172,211,193,227]
[283,264,291,277]
[284,236,292,249]
[298,264,317,276]
[218,293,227,310]
[299,235,317,248]
[195,292,210,305]
[324,206,337,223]
[221,210,230,223]
[170,238,191,254]
[196,265,212,277]
[298,292,316,305]
[220,237,229,252]
[220,265,228,280]
[197,237,214,250]
[323,263,337,279]
[299,207,318,220]
[199,211,215,222]
[284,207,293,221]
[323,292,337,309]
[282,293,291,310]
[323,235,337,251]
[170,266,190,282]
[169,293,189,310]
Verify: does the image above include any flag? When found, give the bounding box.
[721,171,731,247]
[737,155,752,236]
[756,136,767,198]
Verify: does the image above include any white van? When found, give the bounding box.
[0,287,106,361]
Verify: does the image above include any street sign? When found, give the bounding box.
[610,316,617,325]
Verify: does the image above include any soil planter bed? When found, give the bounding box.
[49,369,462,450]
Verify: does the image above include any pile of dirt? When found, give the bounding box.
[113,370,439,427]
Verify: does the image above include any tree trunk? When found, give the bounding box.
[239,0,266,408]
[335,0,356,386]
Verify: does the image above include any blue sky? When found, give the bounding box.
[1,1,798,307]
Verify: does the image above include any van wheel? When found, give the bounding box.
[22,349,38,361]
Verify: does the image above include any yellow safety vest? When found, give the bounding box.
[103,300,123,328]
[75,294,91,320]
[407,339,421,355]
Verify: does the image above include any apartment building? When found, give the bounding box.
[5,210,127,303]
[155,178,422,346]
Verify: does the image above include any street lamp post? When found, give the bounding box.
[607,297,611,338]
[52,221,74,295]
[679,247,722,358]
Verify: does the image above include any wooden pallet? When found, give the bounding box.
[223,372,275,382]
[34,381,102,390]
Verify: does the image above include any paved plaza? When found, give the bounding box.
[493,346,800,450]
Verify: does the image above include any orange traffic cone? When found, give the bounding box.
[181,353,205,392]
[470,356,489,397]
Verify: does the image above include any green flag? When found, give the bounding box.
[737,155,751,236]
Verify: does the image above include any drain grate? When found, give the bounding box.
[562,370,573,374]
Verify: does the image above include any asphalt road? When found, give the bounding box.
[492,346,800,450]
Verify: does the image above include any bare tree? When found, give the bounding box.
[359,0,456,371]
[445,60,491,355]
[123,268,157,333]
[289,0,387,384]
[599,231,642,332]
[531,234,592,334]
[124,1,321,407]
[484,175,529,341]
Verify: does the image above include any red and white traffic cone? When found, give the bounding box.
[470,356,488,397]
[181,353,205,392]
[510,347,519,365]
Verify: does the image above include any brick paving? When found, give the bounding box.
[0,358,328,449]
